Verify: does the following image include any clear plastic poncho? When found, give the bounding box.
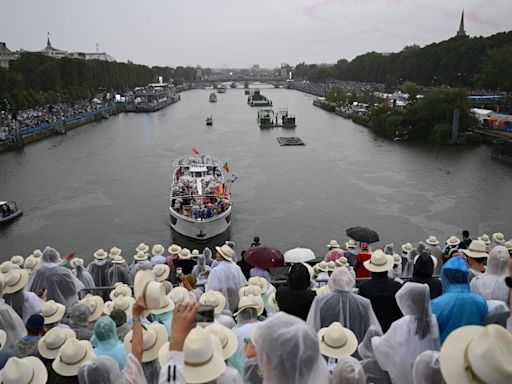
[0,296,26,348]
[3,290,44,323]
[88,259,111,287]
[251,312,329,384]
[129,261,152,281]
[207,261,247,312]
[91,316,127,370]
[203,247,214,266]
[108,265,133,286]
[372,283,440,384]
[470,245,509,303]
[74,265,96,289]
[358,326,391,384]
[216,366,244,384]
[412,350,442,384]
[306,267,381,342]
[331,356,367,384]
[78,356,128,384]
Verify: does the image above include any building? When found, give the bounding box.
[456,10,467,37]
[66,51,115,61]
[0,42,19,69]
[39,36,67,58]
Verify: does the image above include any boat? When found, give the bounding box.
[169,154,232,240]
[278,109,296,128]
[257,109,275,128]
[230,82,237,89]
[0,201,23,224]
[131,82,180,112]
[244,81,249,89]
[392,130,408,141]
[247,89,272,107]
[244,89,250,95]
[209,93,217,102]
[206,116,213,126]
[217,85,227,93]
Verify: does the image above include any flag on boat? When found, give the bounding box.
[223,162,230,173]
[215,184,224,196]
[230,174,238,182]
[192,147,201,155]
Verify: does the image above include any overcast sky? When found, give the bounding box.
[2,0,512,68]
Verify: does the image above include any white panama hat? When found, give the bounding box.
[38,327,76,360]
[327,240,340,248]
[505,240,512,250]
[425,236,439,245]
[239,285,262,298]
[345,239,357,249]
[133,270,165,310]
[1,356,47,384]
[478,234,491,245]
[462,240,489,259]
[335,257,349,268]
[234,294,264,316]
[191,249,200,257]
[247,276,269,293]
[109,246,122,258]
[69,258,84,269]
[204,322,238,360]
[52,338,95,376]
[153,264,170,282]
[23,255,40,271]
[152,244,165,256]
[392,254,402,266]
[168,244,182,255]
[492,232,506,244]
[134,252,148,261]
[124,323,168,363]
[401,243,413,253]
[10,255,24,266]
[109,283,132,301]
[215,244,234,261]
[79,295,104,322]
[93,249,108,260]
[318,322,358,359]
[199,290,226,314]
[150,293,175,315]
[111,255,126,264]
[316,261,329,272]
[40,300,66,325]
[136,243,149,253]
[32,249,43,258]
[363,250,394,273]
[2,269,30,294]
[169,286,191,306]
[179,248,192,260]
[104,296,136,317]
[447,236,461,246]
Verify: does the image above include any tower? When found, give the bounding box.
[457,10,467,37]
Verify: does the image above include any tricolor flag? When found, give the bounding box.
[223,162,230,173]
[230,174,238,182]
[192,147,200,155]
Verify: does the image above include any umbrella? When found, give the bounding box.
[346,226,380,244]
[245,246,284,269]
[324,248,344,262]
[283,248,316,263]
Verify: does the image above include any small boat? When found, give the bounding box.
[169,154,232,240]
[248,89,272,107]
[206,116,213,126]
[244,89,250,95]
[392,131,408,141]
[217,85,227,93]
[0,201,23,224]
[278,109,296,128]
[257,109,275,128]
[209,93,217,102]
[230,82,237,89]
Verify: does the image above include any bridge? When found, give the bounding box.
[192,76,290,88]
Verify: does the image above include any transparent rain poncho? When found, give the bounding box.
[251,312,329,384]
[331,356,367,384]
[0,282,26,348]
[216,366,244,384]
[306,267,381,342]
[412,350,442,384]
[203,247,214,266]
[108,264,133,286]
[78,356,127,384]
[470,245,509,303]
[403,242,426,278]
[3,289,44,323]
[129,260,152,281]
[358,326,391,384]
[74,264,95,289]
[226,241,238,263]
[88,259,111,287]
[372,283,440,384]
[91,316,127,370]
[207,261,247,312]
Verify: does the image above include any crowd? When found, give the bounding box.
[288,80,385,97]
[0,229,511,383]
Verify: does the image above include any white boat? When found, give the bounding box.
[209,93,217,102]
[169,154,232,240]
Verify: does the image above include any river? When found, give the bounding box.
[1,86,511,262]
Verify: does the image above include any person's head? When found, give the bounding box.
[412,350,442,384]
[42,246,60,263]
[331,356,366,384]
[196,254,206,267]
[328,267,355,292]
[465,255,486,268]
[26,314,45,336]
[184,274,197,289]
[77,356,123,384]
[253,236,260,244]
[93,316,118,343]
[203,247,212,261]
[413,253,434,278]
[486,246,509,276]
[462,230,470,240]
[70,303,90,327]
[288,263,311,290]
[416,241,427,255]
[235,307,258,324]
[441,256,470,291]
[251,312,328,384]
[396,283,432,339]
[109,309,127,327]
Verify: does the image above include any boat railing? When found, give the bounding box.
[170,193,231,201]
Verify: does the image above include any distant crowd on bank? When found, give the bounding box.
[0,229,511,383]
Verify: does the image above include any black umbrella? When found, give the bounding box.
[346,226,380,244]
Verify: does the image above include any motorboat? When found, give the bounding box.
[247,89,272,107]
[0,201,23,224]
[257,109,275,128]
[206,116,213,126]
[209,93,217,102]
[217,85,227,93]
[169,154,232,240]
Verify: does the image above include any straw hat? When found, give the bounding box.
[38,327,76,360]
[32,249,43,258]
[326,261,337,272]
[426,236,439,245]
[40,300,66,324]
[316,261,329,272]
[151,293,175,315]
[327,240,340,249]
[447,236,461,246]
[109,283,132,301]
[79,295,105,322]
[168,244,182,255]
[179,248,192,260]
[318,322,358,358]
[268,292,279,311]
[134,270,165,310]
[462,240,489,259]
[23,255,40,271]
[505,240,512,250]
[413,254,438,268]
[2,269,30,294]
[1,356,47,384]
[199,291,226,314]
[401,243,413,253]
[104,296,136,317]
[109,246,122,258]
[151,244,165,256]
[215,244,234,262]
[345,239,357,249]
[191,249,200,257]
[392,254,402,266]
[52,338,95,376]
[10,255,24,266]
[316,285,331,296]
[0,330,6,351]
[69,258,84,269]
[111,255,126,264]
[136,243,149,253]
[124,323,168,362]
[364,250,394,273]
[234,294,264,316]
[492,232,506,244]
[133,252,148,262]
[335,257,349,268]
[93,249,108,260]
[248,276,269,293]
[440,324,512,384]
[204,323,238,360]
[169,287,191,306]
[0,261,16,275]
[239,285,262,298]
[153,264,170,282]
[477,234,491,245]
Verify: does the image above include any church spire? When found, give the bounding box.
[457,10,467,37]
[46,32,52,48]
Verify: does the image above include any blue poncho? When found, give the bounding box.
[91,316,127,369]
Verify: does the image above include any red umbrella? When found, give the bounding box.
[245,246,284,269]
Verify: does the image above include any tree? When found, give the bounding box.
[478,45,512,90]
[400,81,418,101]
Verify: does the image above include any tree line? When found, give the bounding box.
[294,31,512,91]
[0,53,197,111]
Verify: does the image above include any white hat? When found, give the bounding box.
[401,243,413,253]
[168,244,182,255]
[69,258,84,269]
[109,247,122,258]
[327,240,340,248]
[0,261,16,275]
[215,244,234,261]
[10,255,24,266]
[440,324,512,384]
[0,330,6,351]
[179,248,192,260]
[152,244,165,256]
[134,252,148,261]
[505,240,512,250]
[191,249,200,257]
[136,243,149,253]
[248,276,269,293]
[426,236,439,245]
[2,269,30,294]
[318,322,358,359]
[79,295,104,322]
[315,285,331,296]
[52,338,95,376]
[151,293,175,315]
[413,254,438,269]
[234,294,264,316]
[38,327,76,360]
[104,296,136,317]
[392,254,402,266]
[23,255,40,271]
[268,292,279,311]
[153,264,170,281]
[199,291,226,314]
[239,285,262,298]
[109,283,132,301]
[169,286,191,306]
[32,249,43,258]
[363,250,394,273]
[93,249,108,260]
[302,262,315,279]
[1,356,47,384]
[124,323,167,362]
[204,323,238,360]
[462,240,489,259]
[492,232,506,244]
[111,255,126,264]
[133,270,165,310]
[335,257,349,268]
[478,234,491,245]
[326,261,337,272]
[447,236,461,246]
[345,239,357,249]
[316,261,329,272]
[40,300,66,325]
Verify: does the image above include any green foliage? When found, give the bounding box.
[430,124,452,143]
[478,45,512,90]
[400,81,418,101]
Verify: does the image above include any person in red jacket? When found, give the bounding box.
[354,243,371,278]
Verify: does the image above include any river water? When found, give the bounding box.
[1,87,511,262]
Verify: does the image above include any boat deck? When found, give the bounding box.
[277,137,305,146]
